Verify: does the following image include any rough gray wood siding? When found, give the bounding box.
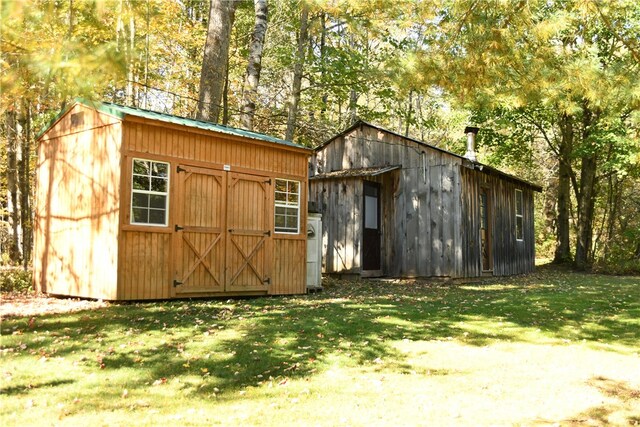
[460,167,536,276]
[310,124,464,277]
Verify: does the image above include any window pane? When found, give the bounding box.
[275,214,286,228]
[153,162,168,177]
[288,180,299,194]
[133,175,150,190]
[132,207,149,223]
[275,179,287,192]
[149,194,166,209]
[149,209,166,225]
[132,192,149,208]
[275,191,287,202]
[288,193,299,205]
[285,215,298,230]
[365,195,378,229]
[133,160,150,175]
[151,177,167,192]
[516,217,523,240]
[516,191,523,215]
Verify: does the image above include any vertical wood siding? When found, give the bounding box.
[119,231,172,299]
[118,118,308,299]
[460,167,536,277]
[311,123,536,278]
[310,124,464,278]
[33,104,122,299]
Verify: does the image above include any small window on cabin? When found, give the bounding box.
[70,112,84,127]
[515,189,524,241]
[130,159,169,226]
[274,179,300,234]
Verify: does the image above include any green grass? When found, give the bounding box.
[1,266,639,426]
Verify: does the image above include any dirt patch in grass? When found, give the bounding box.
[0,293,109,318]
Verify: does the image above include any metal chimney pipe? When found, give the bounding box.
[464,126,479,162]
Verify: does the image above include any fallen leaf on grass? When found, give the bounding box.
[152,378,167,386]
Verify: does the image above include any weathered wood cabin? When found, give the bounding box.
[309,121,542,278]
[34,100,311,300]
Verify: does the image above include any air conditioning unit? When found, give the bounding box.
[306,213,322,291]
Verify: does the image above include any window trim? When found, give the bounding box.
[274,178,300,234]
[515,189,524,241]
[130,158,170,227]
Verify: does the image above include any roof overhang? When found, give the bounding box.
[462,159,543,192]
[310,165,401,180]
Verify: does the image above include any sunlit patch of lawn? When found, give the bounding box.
[1,266,639,426]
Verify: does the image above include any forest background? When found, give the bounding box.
[1,0,639,275]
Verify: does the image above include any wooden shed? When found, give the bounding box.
[309,121,542,278]
[34,100,311,300]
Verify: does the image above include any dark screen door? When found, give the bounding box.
[363,181,381,271]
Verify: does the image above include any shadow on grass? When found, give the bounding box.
[559,376,640,426]
[1,267,639,398]
[0,378,75,396]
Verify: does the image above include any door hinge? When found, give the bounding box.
[263,277,271,285]
[264,230,271,236]
[173,279,183,287]
[176,166,187,173]
[175,224,184,232]
[263,178,272,184]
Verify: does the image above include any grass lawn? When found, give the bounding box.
[1,266,639,426]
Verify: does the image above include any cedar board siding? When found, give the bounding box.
[33,104,122,299]
[460,167,536,277]
[310,125,464,278]
[118,118,308,299]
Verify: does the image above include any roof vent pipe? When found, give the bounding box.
[464,126,479,162]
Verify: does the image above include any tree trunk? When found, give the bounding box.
[285,2,309,141]
[575,105,599,270]
[553,113,573,264]
[348,89,358,124]
[240,0,268,131]
[222,54,231,125]
[543,175,558,248]
[405,89,413,137]
[348,34,358,124]
[126,11,136,106]
[197,0,240,123]
[319,13,328,117]
[575,153,597,269]
[19,102,32,269]
[5,109,21,263]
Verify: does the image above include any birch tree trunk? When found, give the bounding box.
[285,2,309,141]
[240,0,268,131]
[19,102,32,269]
[197,0,240,123]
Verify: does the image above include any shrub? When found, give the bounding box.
[0,268,34,293]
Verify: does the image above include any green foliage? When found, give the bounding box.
[0,268,33,293]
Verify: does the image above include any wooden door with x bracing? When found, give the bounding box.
[225,172,272,292]
[174,165,226,295]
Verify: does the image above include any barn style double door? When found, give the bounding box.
[172,164,272,295]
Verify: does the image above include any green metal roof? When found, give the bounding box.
[39,99,308,151]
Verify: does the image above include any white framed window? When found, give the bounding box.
[515,189,524,241]
[130,158,169,226]
[274,179,300,234]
